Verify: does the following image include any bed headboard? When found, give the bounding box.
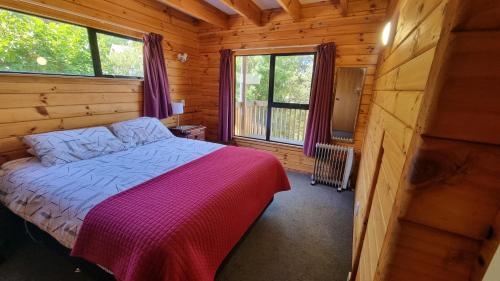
[0,74,145,165]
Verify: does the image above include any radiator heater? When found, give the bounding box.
[311,143,354,192]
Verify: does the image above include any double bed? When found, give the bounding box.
[0,137,223,249]
[0,118,290,281]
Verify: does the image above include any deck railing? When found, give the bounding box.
[235,101,308,145]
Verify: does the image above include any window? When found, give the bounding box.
[0,8,143,78]
[95,31,143,77]
[0,9,93,75]
[235,53,315,145]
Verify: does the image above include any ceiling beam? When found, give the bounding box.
[157,0,228,28]
[219,0,262,26]
[339,0,348,16]
[276,0,302,20]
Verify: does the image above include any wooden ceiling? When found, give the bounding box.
[156,0,349,27]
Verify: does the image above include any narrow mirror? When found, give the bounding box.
[331,67,366,142]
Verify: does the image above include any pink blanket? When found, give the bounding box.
[71,146,290,281]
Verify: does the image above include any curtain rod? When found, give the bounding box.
[232,44,318,51]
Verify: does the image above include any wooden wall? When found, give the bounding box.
[0,0,389,174]
[0,75,143,163]
[352,0,448,279]
[0,0,200,164]
[197,0,389,173]
[375,0,500,279]
[353,0,500,280]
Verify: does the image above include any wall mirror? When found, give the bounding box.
[331,67,366,142]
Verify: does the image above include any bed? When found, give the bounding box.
[0,137,223,248]
[0,121,290,281]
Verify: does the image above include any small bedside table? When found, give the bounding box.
[170,125,206,141]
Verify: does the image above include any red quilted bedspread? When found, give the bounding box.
[71,146,290,281]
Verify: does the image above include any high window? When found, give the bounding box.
[0,8,143,78]
[234,53,315,145]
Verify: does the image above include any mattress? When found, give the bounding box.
[0,137,223,248]
[71,146,290,281]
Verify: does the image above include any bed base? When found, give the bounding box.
[2,196,274,281]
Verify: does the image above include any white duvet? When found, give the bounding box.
[0,137,223,248]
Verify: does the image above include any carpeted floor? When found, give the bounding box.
[0,172,354,281]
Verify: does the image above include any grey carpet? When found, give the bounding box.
[0,172,353,281]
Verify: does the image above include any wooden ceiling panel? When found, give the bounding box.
[276,0,302,19]
[157,0,228,28]
[218,0,262,26]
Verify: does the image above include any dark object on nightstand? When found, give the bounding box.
[170,125,206,141]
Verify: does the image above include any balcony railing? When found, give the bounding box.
[235,101,308,145]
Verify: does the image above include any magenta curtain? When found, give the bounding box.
[303,43,336,156]
[143,33,172,119]
[218,49,234,143]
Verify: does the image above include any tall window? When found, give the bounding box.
[0,8,143,78]
[235,53,315,145]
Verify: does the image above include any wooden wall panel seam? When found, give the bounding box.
[197,1,389,172]
[0,0,201,164]
[354,0,450,280]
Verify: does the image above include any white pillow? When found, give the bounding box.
[109,117,174,148]
[1,157,35,171]
[23,127,126,167]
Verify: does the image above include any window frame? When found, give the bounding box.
[0,8,144,79]
[234,52,316,146]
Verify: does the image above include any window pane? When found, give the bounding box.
[0,9,93,75]
[97,33,143,77]
[270,108,309,145]
[273,55,314,104]
[234,55,270,140]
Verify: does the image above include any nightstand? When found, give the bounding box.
[170,125,206,141]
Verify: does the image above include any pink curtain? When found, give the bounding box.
[303,43,336,156]
[218,49,234,143]
[143,33,172,119]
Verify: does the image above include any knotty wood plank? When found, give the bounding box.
[353,0,448,279]
[157,0,228,28]
[401,136,500,240]
[382,221,481,281]
[276,0,302,19]
[198,1,389,160]
[424,32,500,144]
[218,0,262,26]
[340,0,348,16]
[351,131,385,281]
[0,0,199,157]
[362,1,500,280]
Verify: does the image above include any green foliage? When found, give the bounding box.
[0,9,143,77]
[235,55,270,102]
[235,54,314,104]
[0,9,93,75]
[273,55,313,104]
[97,33,143,77]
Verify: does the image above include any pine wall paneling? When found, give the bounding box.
[352,0,500,279]
[352,0,448,279]
[373,0,500,279]
[197,0,390,173]
[0,0,201,164]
